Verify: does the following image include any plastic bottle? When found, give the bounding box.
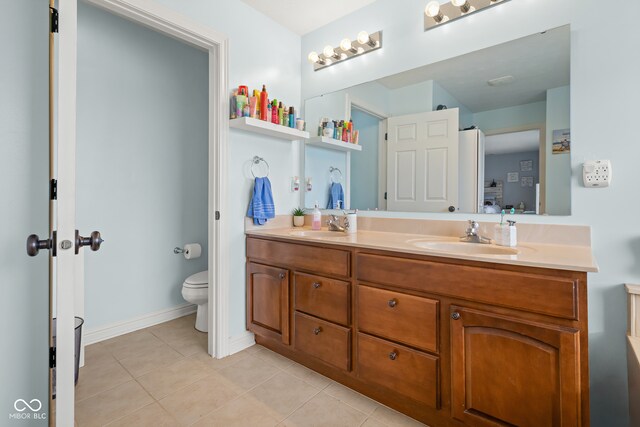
[260,85,269,121]
[312,202,322,231]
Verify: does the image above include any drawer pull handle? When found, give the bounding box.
[389,351,398,361]
[451,312,461,320]
[313,327,322,335]
[279,272,286,279]
[387,299,398,308]
[312,282,321,289]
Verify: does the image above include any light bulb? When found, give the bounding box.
[452,0,471,13]
[340,38,352,52]
[357,31,370,45]
[323,45,336,58]
[307,51,319,63]
[425,1,441,18]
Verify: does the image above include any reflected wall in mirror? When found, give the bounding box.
[304,25,571,215]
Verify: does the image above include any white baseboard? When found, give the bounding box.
[228,331,255,355]
[83,303,197,346]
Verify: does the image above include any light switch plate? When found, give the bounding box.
[583,160,612,187]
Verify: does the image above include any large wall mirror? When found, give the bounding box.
[304,25,571,215]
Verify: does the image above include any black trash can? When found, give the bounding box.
[52,316,84,399]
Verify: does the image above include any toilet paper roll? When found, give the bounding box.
[183,243,202,260]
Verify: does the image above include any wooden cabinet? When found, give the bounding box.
[450,306,581,427]
[246,262,290,345]
[246,236,590,427]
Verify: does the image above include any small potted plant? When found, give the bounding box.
[292,207,306,227]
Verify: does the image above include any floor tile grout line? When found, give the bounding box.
[277,386,324,424]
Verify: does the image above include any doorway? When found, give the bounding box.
[484,129,542,214]
[52,0,228,424]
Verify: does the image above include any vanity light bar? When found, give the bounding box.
[307,30,383,72]
[424,0,511,31]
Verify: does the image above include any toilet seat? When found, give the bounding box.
[183,271,208,288]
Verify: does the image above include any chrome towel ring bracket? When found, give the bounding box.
[251,156,270,178]
[329,166,342,183]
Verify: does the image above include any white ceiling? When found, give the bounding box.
[485,130,540,155]
[240,0,377,35]
[378,25,570,112]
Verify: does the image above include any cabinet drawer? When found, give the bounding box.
[294,312,351,371]
[357,285,438,353]
[295,273,350,326]
[357,253,579,320]
[247,237,350,278]
[357,333,439,408]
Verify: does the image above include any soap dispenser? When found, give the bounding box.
[506,220,517,247]
[312,202,322,231]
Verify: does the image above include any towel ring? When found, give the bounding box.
[329,166,342,183]
[251,156,270,178]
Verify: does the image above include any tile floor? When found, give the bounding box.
[64,314,427,427]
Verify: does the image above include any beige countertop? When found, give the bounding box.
[245,226,599,273]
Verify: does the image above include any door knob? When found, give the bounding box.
[26,233,54,257]
[313,327,322,335]
[75,230,104,254]
[451,312,461,320]
[312,282,321,289]
[388,299,398,308]
[279,272,286,279]
[448,205,456,212]
[389,351,398,361]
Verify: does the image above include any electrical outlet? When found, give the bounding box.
[583,160,612,188]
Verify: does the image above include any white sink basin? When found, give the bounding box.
[413,241,519,256]
[288,230,348,238]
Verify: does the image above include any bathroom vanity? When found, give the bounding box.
[245,223,596,426]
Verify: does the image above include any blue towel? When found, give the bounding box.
[326,183,344,209]
[247,177,275,225]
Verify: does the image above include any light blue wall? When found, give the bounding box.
[485,150,539,211]
[350,108,380,210]
[77,3,208,329]
[302,0,640,424]
[0,1,50,424]
[305,146,346,210]
[472,101,547,132]
[545,85,571,215]
[432,82,473,128]
[388,80,433,116]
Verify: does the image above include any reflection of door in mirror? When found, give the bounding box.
[387,109,459,213]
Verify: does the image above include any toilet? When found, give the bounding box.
[181,270,208,332]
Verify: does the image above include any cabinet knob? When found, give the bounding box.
[312,282,321,289]
[389,351,398,361]
[313,327,322,335]
[279,272,286,279]
[388,299,397,308]
[451,312,461,320]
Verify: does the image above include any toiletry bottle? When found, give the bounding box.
[278,102,284,125]
[253,89,261,118]
[289,107,295,128]
[249,96,257,118]
[260,85,269,121]
[312,202,322,231]
[507,220,517,247]
[271,99,278,124]
[230,89,238,119]
[282,105,288,127]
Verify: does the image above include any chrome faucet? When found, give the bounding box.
[327,215,346,232]
[460,220,491,244]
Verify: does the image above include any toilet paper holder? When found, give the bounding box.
[173,247,185,254]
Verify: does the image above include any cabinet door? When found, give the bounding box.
[451,306,581,427]
[247,262,290,345]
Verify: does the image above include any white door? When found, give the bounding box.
[386,109,459,212]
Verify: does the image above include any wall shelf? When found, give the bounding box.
[229,117,309,141]
[306,136,362,152]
